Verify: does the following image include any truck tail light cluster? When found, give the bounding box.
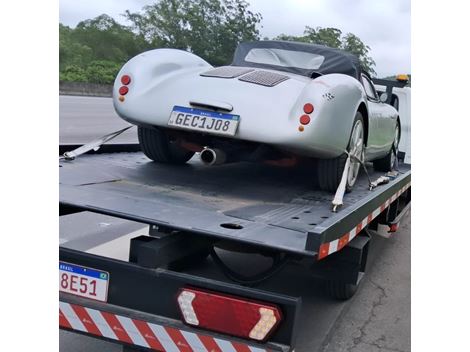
[177,287,282,341]
[118,75,131,101]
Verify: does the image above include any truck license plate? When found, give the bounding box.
[168,106,239,136]
[59,261,109,302]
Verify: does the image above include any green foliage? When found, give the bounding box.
[303,26,343,48]
[341,32,376,76]
[59,24,93,70]
[84,60,122,84]
[124,0,262,66]
[60,1,378,83]
[59,65,88,82]
[73,14,149,64]
[274,26,376,76]
[59,14,151,84]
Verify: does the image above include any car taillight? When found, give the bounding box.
[177,287,282,341]
[121,75,131,85]
[298,103,314,129]
[119,86,129,95]
[299,114,311,125]
[303,103,314,114]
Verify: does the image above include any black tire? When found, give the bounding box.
[138,126,194,164]
[373,151,394,172]
[326,280,359,300]
[373,123,400,172]
[317,112,365,193]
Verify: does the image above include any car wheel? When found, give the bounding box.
[138,126,195,164]
[325,280,359,300]
[317,112,365,193]
[373,123,400,172]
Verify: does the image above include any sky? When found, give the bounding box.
[59,0,410,77]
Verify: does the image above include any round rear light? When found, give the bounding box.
[121,75,131,85]
[300,115,311,125]
[303,103,314,114]
[119,86,129,95]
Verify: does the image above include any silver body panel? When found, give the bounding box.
[113,48,398,160]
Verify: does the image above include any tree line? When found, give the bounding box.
[60,0,378,84]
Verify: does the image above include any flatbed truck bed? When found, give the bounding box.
[59,145,411,352]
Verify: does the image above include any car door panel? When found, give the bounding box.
[360,75,398,161]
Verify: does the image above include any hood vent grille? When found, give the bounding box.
[238,70,289,87]
[201,66,254,78]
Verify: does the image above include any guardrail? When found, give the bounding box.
[59,81,112,97]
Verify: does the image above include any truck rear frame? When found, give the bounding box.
[59,144,411,352]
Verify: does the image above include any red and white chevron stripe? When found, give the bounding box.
[59,301,270,352]
[318,181,411,260]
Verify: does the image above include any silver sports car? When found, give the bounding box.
[113,41,400,192]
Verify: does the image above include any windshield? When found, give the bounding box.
[244,48,325,70]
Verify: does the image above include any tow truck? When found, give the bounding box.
[59,79,411,352]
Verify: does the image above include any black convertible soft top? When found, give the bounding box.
[232,40,363,80]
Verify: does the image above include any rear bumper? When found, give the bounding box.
[59,247,300,351]
[60,296,289,352]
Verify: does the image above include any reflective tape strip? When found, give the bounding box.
[148,324,180,352]
[362,217,369,228]
[249,347,268,352]
[164,326,193,351]
[328,239,338,255]
[59,302,271,352]
[117,315,150,348]
[60,301,86,332]
[215,338,238,352]
[85,307,117,340]
[180,331,208,352]
[132,319,166,351]
[72,305,102,336]
[317,181,410,260]
[101,311,133,344]
[198,334,222,351]
[59,309,72,329]
[348,227,357,241]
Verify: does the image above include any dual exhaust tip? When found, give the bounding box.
[200,147,227,166]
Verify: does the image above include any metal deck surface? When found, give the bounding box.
[59,152,411,256]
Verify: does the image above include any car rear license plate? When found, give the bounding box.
[168,106,239,136]
[59,261,109,302]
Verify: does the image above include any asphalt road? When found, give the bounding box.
[59,95,137,144]
[59,95,410,352]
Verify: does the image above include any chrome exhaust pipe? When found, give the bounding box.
[200,148,227,166]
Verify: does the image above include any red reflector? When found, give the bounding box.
[121,75,131,85]
[119,86,129,95]
[177,288,282,341]
[300,115,311,125]
[390,223,399,232]
[303,103,314,114]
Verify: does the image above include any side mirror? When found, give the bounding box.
[379,93,388,103]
